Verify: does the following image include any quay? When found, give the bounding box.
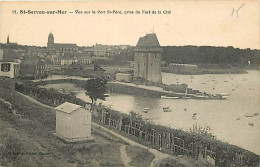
[31,77,228,100]
[107,81,228,100]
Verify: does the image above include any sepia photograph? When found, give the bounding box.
[0,0,259,166]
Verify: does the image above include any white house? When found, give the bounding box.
[0,62,20,78]
[54,102,93,142]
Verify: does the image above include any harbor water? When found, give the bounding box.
[76,70,260,155]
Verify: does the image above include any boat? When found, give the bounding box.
[248,122,254,126]
[193,94,228,100]
[163,106,172,112]
[245,113,254,117]
[104,91,111,97]
[161,95,179,99]
[143,108,150,113]
[220,93,229,96]
[220,95,229,100]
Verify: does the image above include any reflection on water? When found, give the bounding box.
[77,70,260,155]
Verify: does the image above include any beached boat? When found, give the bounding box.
[143,108,150,113]
[163,106,172,112]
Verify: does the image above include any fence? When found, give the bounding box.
[95,107,259,167]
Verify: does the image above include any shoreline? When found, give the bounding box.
[162,67,248,75]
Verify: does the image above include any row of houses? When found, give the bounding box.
[0,48,47,79]
[50,54,92,65]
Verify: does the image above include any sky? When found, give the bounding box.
[0,0,259,49]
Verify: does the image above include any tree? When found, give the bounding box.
[85,78,107,104]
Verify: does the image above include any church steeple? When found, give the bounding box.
[7,35,9,44]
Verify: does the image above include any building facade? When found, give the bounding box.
[20,58,46,79]
[134,33,162,83]
[55,102,93,142]
[47,33,78,55]
[0,62,20,78]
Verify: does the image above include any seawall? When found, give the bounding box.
[107,82,163,98]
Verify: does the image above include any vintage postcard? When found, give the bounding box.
[0,0,259,167]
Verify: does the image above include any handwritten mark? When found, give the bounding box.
[231,3,245,17]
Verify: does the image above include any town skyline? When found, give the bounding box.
[0,1,259,49]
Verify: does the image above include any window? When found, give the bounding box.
[1,63,10,72]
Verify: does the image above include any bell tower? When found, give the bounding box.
[47,32,54,47]
[47,32,55,55]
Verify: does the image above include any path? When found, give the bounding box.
[91,122,170,167]
[17,91,170,167]
[120,145,132,167]
[16,91,55,111]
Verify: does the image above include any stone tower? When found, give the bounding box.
[47,32,55,54]
[134,33,162,83]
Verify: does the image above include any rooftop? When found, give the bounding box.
[55,43,78,48]
[55,102,83,114]
[21,58,44,65]
[136,33,161,47]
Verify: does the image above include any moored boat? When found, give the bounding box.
[163,106,172,112]
[248,122,254,126]
[245,113,254,117]
[143,108,150,113]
